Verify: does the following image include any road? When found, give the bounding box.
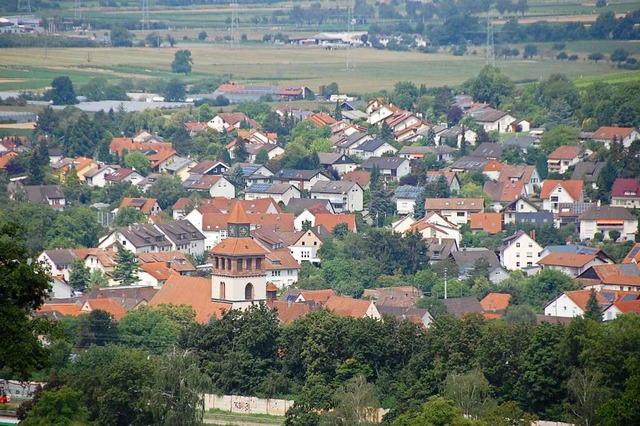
[203,412,283,426]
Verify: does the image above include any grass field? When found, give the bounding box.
[1,43,638,94]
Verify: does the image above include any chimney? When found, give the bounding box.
[530,229,536,241]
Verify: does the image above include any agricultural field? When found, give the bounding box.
[1,41,639,95]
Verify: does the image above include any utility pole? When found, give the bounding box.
[444,267,448,300]
[346,4,355,71]
[141,0,149,36]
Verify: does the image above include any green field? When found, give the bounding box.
[1,42,639,94]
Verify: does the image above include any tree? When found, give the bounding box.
[44,76,77,105]
[164,78,186,102]
[539,125,579,153]
[567,369,609,426]
[321,375,379,425]
[146,31,162,47]
[413,188,426,219]
[584,289,602,322]
[21,386,91,426]
[118,306,181,354]
[110,25,133,47]
[172,49,193,75]
[69,257,91,292]
[443,369,493,418]
[198,31,208,40]
[463,65,515,108]
[112,245,140,286]
[556,51,569,61]
[148,174,188,210]
[333,100,343,120]
[76,309,119,348]
[523,44,538,59]
[124,151,152,176]
[113,205,147,226]
[234,138,250,163]
[610,48,629,64]
[393,396,470,426]
[166,34,176,47]
[0,223,52,378]
[149,349,213,426]
[588,52,605,63]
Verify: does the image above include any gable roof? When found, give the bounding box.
[286,198,333,214]
[611,178,640,199]
[451,248,500,270]
[470,212,502,234]
[540,180,584,201]
[484,181,523,203]
[425,198,484,212]
[622,243,640,264]
[442,296,483,318]
[498,165,536,184]
[548,145,580,160]
[538,252,598,268]
[43,248,77,265]
[361,156,408,170]
[591,126,636,141]
[83,298,127,320]
[325,295,373,318]
[307,112,337,127]
[314,213,356,232]
[354,138,389,152]
[275,169,327,181]
[480,293,511,312]
[266,299,311,323]
[572,162,604,183]
[343,170,371,187]
[563,290,608,312]
[395,185,423,200]
[578,205,635,221]
[471,143,504,159]
[311,180,360,195]
[120,197,158,215]
[188,160,229,175]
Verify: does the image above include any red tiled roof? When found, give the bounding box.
[564,290,608,312]
[39,303,83,317]
[548,145,580,160]
[612,299,640,314]
[307,112,337,127]
[148,149,177,169]
[266,249,300,271]
[300,289,336,304]
[120,197,158,215]
[314,213,356,232]
[140,261,179,281]
[325,295,372,318]
[538,252,597,268]
[109,138,173,155]
[470,212,503,234]
[480,293,511,312]
[540,180,584,201]
[622,244,640,264]
[0,151,18,169]
[266,299,311,323]
[483,159,502,172]
[149,275,232,324]
[210,237,268,256]
[592,126,636,141]
[343,170,371,187]
[83,298,127,320]
[611,178,640,199]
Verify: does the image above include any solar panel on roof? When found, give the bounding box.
[601,293,615,301]
[249,183,271,192]
[629,246,640,258]
[622,294,639,302]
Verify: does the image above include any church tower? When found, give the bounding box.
[210,202,267,309]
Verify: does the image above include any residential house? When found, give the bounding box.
[293,205,332,231]
[81,298,127,320]
[138,262,179,287]
[349,138,397,159]
[394,185,423,216]
[611,178,640,208]
[0,151,18,171]
[498,165,540,195]
[540,245,613,263]
[399,146,455,163]
[83,164,117,187]
[472,109,516,133]
[307,112,337,128]
[137,251,196,276]
[577,264,640,292]
[314,213,357,233]
[104,168,144,186]
[286,198,335,215]
[310,180,364,212]
[118,197,161,218]
[343,170,371,190]
[281,288,336,305]
[317,153,357,175]
[557,202,597,228]
[280,226,330,264]
[21,184,66,211]
[602,298,640,321]
[484,181,525,211]
[155,221,206,257]
[148,150,179,173]
[189,160,230,176]
[424,198,484,226]
[572,162,604,190]
[502,135,540,153]
[367,104,401,126]
[265,249,300,288]
[510,118,531,133]
[480,293,512,315]
[386,111,422,133]
[38,249,77,281]
[407,212,461,246]
[502,197,540,224]
[394,122,430,143]
[108,137,173,157]
[544,290,608,318]
[376,306,434,328]
[245,143,284,162]
[273,169,331,191]
[471,143,504,160]
[451,248,501,280]
[442,297,484,318]
[449,156,490,174]
[165,157,198,181]
[547,145,581,174]
[183,175,236,198]
[578,205,638,241]
[426,171,461,194]
[245,183,301,205]
[332,131,373,155]
[49,276,75,299]
[361,157,411,182]
[483,160,503,181]
[224,163,274,188]
[499,230,543,271]
[622,243,640,264]
[364,286,423,308]
[435,126,477,148]
[183,121,208,137]
[540,180,584,213]
[325,295,381,319]
[99,224,173,254]
[590,126,640,149]
[470,212,503,234]
[207,112,259,132]
[538,252,609,278]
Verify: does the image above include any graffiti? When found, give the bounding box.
[232,400,252,413]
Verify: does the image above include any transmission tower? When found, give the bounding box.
[18,0,32,13]
[141,0,150,35]
[230,1,239,48]
[345,5,356,70]
[74,0,82,20]
[485,14,495,66]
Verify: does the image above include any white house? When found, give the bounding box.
[38,249,77,281]
[265,249,300,288]
[544,290,608,318]
[407,212,461,246]
[591,126,640,149]
[540,180,584,213]
[578,205,638,241]
[499,230,542,271]
[349,139,397,160]
[84,165,117,187]
[245,183,301,205]
[273,169,331,191]
[473,109,516,133]
[361,157,411,182]
[309,180,364,212]
[424,198,484,226]
[184,175,236,199]
[395,186,423,216]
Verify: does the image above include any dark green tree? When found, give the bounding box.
[44,76,78,105]
[584,289,602,322]
[164,79,186,102]
[148,174,188,209]
[413,188,426,219]
[171,49,193,75]
[69,257,91,292]
[596,160,618,203]
[254,147,269,164]
[21,386,91,426]
[113,206,147,227]
[234,138,249,163]
[112,246,140,286]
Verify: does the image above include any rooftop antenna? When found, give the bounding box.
[485,11,495,66]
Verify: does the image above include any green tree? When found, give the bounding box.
[112,246,140,286]
[443,369,493,418]
[118,306,181,354]
[69,257,91,292]
[113,205,147,226]
[254,147,270,164]
[596,160,618,203]
[523,44,538,59]
[539,125,579,153]
[567,369,609,426]
[76,309,119,348]
[198,30,208,40]
[111,25,133,47]
[0,223,52,378]
[584,289,602,322]
[124,151,152,176]
[393,396,473,426]
[47,206,102,248]
[21,386,90,426]
[321,375,379,425]
[413,188,426,219]
[463,65,515,108]
[44,76,77,105]
[610,48,629,64]
[148,174,188,209]
[234,138,250,163]
[165,78,186,102]
[587,52,605,63]
[148,348,213,426]
[171,49,193,75]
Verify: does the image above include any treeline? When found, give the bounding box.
[0,34,97,48]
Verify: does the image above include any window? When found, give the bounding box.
[237,259,243,271]
[516,262,520,267]
[457,212,465,217]
[214,257,219,269]
[220,282,226,299]
[272,270,281,277]
[527,252,533,258]
[516,242,521,247]
[244,283,254,300]
[256,258,262,269]
[246,258,252,270]
[516,253,520,258]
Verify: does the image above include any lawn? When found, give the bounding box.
[0,43,637,94]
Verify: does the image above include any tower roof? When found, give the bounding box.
[227,201,251,225]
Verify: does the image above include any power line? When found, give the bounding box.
[142,0,150,35]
